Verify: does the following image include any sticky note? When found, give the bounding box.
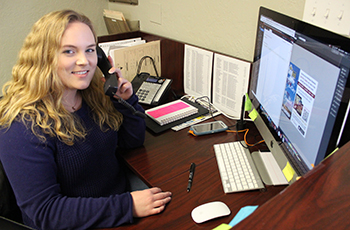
[212,223,232,230]
[324,147,338,161]
[248,109,258,121]
[228,205,258,227]
[245,93,252,111]
[282,162,295,182]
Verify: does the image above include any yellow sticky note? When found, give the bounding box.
[324,147,338,161]
[245,93,252,111]
[212,223,232,230]
[282,162,295,182]
[248,109,258,121]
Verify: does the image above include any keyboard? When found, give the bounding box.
[214,141,265,193]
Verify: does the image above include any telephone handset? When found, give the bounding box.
[96,45,145,118]
[96,45,119,97]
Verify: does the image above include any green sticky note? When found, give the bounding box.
[212,223,232,230]
[282,161,295,182]
[248,109,258,121]
[245,93,252,111]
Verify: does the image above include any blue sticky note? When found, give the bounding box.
[228,205,258,227]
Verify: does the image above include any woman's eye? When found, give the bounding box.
[86,48,95,53]
[63,50,74,54]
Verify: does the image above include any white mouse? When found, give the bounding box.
[191,201,231,223]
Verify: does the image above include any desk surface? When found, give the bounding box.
[98,32,350,229]
[233,140,350,230]
[112,115,350,229]
[113,116,286,229]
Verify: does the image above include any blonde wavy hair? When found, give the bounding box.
[0,10,123,145]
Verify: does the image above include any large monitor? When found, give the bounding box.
[249,7,350,182]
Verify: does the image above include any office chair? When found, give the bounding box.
[0,95,23,223]
[0,160,22,223]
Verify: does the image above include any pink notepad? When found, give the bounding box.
[146,100,198,126]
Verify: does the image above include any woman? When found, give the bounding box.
[0,10,171,230]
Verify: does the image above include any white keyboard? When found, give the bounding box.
[214,141,265,193]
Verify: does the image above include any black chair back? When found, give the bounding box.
[0,95,23,223]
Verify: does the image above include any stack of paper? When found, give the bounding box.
[99,38,161,82]
[103,9,130,34]
[184,44,251,118]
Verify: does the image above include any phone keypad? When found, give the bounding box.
[136,82,161,104]
[136,89,149,101]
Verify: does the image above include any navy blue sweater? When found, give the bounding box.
[0,95,146,230]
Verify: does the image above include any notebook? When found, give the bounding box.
[146,100,198,126]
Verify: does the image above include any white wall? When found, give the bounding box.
[0,0,306,92]
[109,0,305,62]
[303,0,350,36]
[0,0,109,93]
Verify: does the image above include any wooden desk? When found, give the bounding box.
[120,115,241,186]
[98,32,286,229]
[99,32,350,229]
[114,116,286,229]
[233,140,350,230]
[108,114,350,229]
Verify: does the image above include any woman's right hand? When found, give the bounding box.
[130,187,172,217]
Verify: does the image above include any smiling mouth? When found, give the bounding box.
[72,70,89,75]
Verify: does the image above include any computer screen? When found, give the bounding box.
[249,7,350,181]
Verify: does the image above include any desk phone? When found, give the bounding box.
[132,72,172,106]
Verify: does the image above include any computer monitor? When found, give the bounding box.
[249,7,350,182]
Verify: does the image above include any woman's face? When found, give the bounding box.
[57,22,97,93]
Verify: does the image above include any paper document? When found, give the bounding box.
[112,40,161,82]
[171,111,221,131]
[103,9,130,34]
[99,37,143,56]
[103,9,128,21]
[213,53,251,118]
[184,45,213,99]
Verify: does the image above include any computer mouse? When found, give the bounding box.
[191,201,231,223]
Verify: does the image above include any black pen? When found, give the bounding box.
[187,163,196,192]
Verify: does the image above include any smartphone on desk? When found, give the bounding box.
[189,121,228,136]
